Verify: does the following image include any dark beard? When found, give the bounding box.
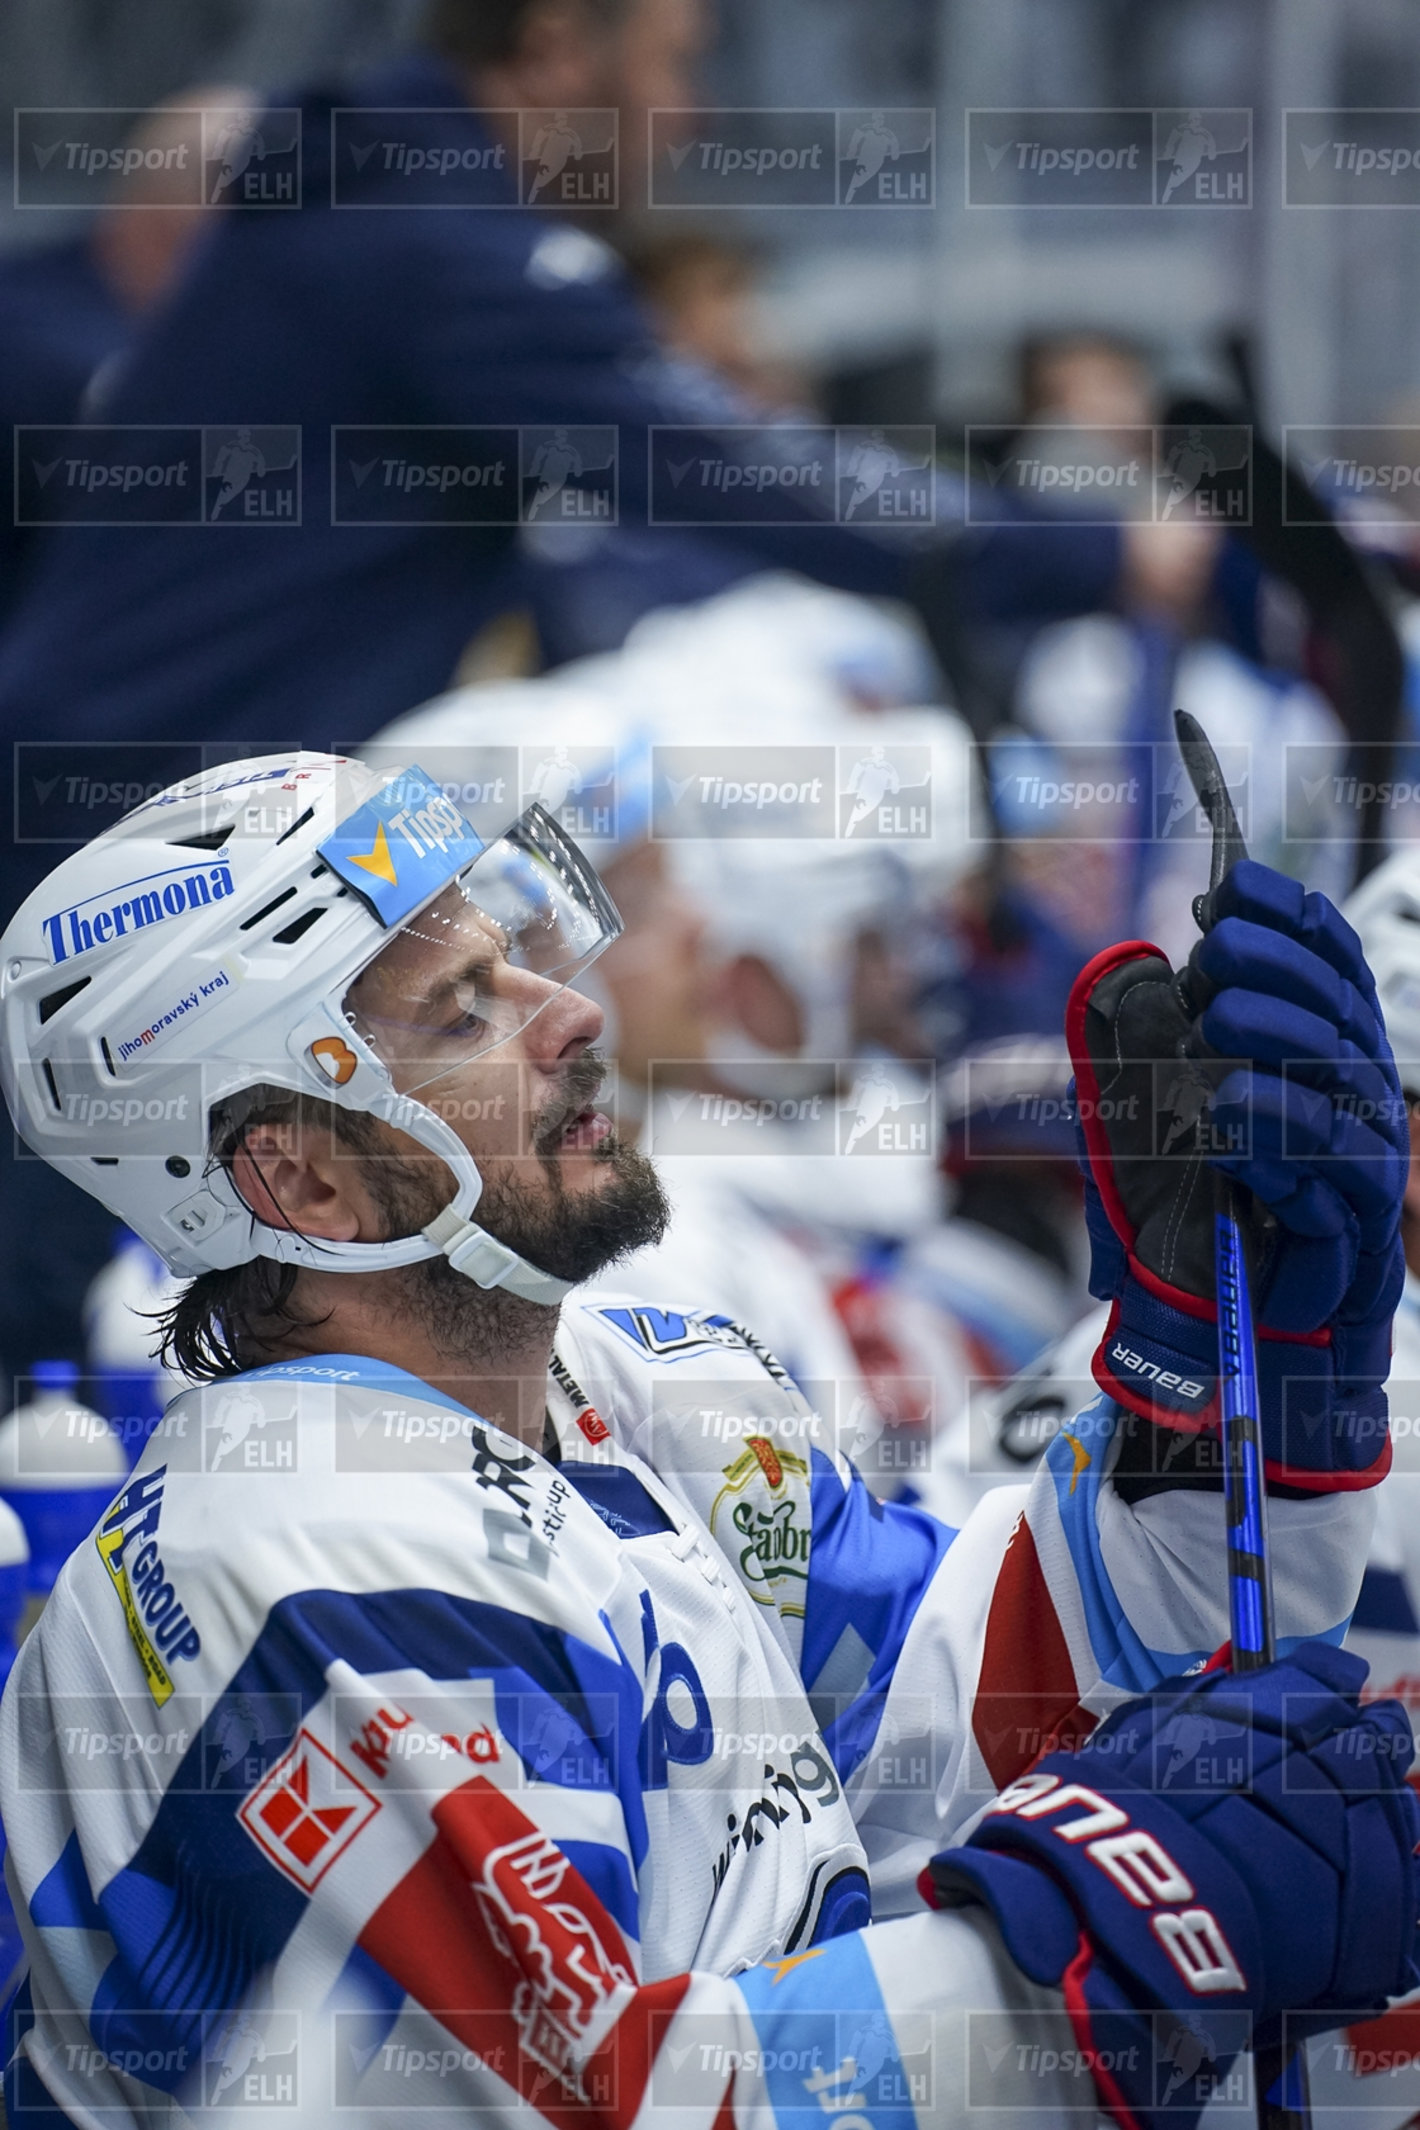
[364,1068,669,1368]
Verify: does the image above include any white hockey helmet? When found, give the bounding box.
[0,753,622,1304]
[1346,843,1420,1097]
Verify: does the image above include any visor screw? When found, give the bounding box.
[166,1156,191,1178]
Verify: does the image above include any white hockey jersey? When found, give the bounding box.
[0,1298,1373,2128]
[1297,1271,1420,2125]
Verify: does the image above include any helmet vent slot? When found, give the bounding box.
[170,824,234,852]
[100,1038,116,1078]
[239,886,298,931]
[38,976,90,1025]
[271,906,326,947]
[40,1060,61,1113]
[276,807,315,846]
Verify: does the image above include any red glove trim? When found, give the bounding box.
[1066,938,1168,1251]
[1264,1437,1391,1492]
[1091,1302,1391,1489]
[1061,1933,1146,2130]
[1127,1254,1333,1349]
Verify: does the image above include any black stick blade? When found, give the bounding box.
[1174,707,1250,891]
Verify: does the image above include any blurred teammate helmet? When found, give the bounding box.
[1346,845,1420,1097]
[0,753,620,1302]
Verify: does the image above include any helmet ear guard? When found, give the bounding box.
[1346,850,1420,1102]
[217,1053,575,1307]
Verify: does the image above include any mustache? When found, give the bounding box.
[532,1050,609,1156]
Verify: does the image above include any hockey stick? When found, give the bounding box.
[1174,707,1310,2130]
[1166,396,1405,886]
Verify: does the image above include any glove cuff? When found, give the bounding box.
[1093,1277,1391,1491]
[920,1849,1080,1986]
[925,1776,1262,2130]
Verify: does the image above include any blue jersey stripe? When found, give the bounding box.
[78,1585,645,2090]
[1046,1397,1348,1683]
[560,1839,639,1939]
[237,1352,483,1418]
[800,1449,952,1777]
[736,1928,918,2130]
[28,1830,105,1932]
[560,1462,676,1540]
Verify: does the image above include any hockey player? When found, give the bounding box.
[1348,842,1420,1698]
[1275,843,1420,2122]
[377,578,969,1447]
[0,754,1414,2130]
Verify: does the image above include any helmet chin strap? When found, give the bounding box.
[244,1086,575,1307]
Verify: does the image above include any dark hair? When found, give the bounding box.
[155,1086,387,1384]
[421,0,624,68]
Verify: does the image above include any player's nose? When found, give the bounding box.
[522,979,604,1063]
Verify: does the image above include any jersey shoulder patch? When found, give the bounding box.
[583,1301,795,1388]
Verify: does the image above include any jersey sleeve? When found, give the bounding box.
[578,1311,1375,1914]
[851,1392,1377,1913]
[3,1552,1094,2130]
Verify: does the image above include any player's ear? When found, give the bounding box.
[230,1121,371,1242]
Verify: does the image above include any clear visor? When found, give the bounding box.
[343,805,621,1095]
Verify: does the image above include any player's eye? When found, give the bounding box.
[443,977,492,1039]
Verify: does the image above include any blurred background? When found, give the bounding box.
[6,0,1420,428]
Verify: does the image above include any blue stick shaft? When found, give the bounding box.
[1215,1184,1309,2126]
[1213,1194,1273,1668]
[1175,709,1309,2127]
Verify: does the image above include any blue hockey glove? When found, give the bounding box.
[924,1642,1420,2130]
[1067,860,1406,1488]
